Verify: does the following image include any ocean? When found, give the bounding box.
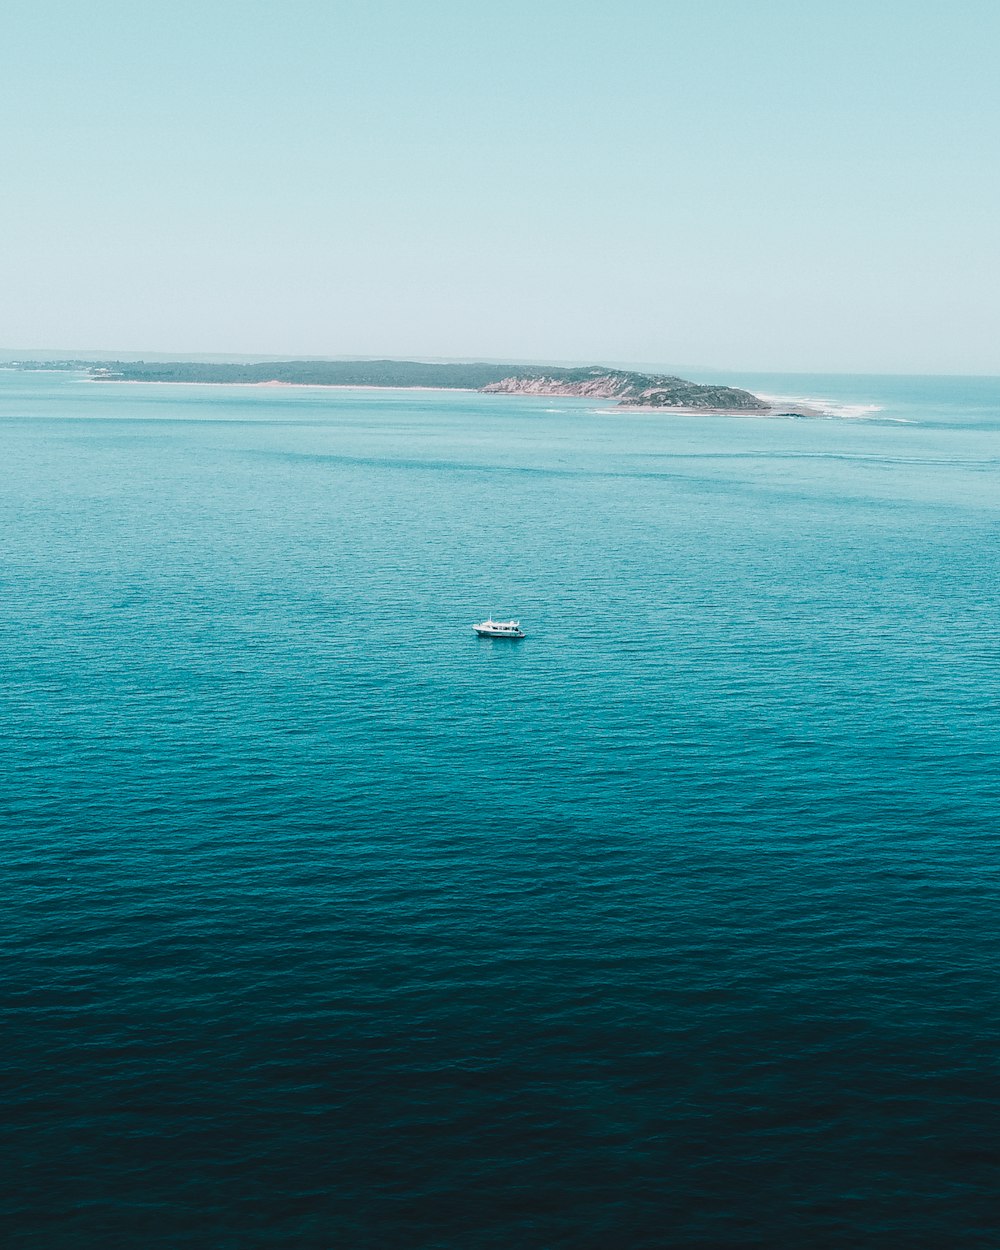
[3,369,999,1247]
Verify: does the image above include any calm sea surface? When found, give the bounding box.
[3,370,999,1247]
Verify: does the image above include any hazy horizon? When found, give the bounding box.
[3,347,1000,382]
[3,1,999,373]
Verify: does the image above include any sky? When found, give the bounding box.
[2,0,999,373]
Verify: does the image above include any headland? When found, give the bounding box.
[10,357,820,415]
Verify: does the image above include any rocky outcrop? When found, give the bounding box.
[482,368,768,411]
[619,381,768,411]
[481,370,639,399]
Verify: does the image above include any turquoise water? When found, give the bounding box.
[3,370,999,1247]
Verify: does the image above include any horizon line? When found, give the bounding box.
[2,350,999,381]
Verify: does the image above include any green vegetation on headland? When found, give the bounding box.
[11,358,770,411]
[481,368,768,410]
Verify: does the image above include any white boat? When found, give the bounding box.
[473,618,525,639]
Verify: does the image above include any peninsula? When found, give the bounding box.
[77,359,773,413]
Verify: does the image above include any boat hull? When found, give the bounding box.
[473,627,525,639]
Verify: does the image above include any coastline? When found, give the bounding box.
[68,361,777,412]
[610,404,775,417]
[86,379,820,414]
[82,378,836,417]
[604,402,824,418]
[85,379,479,393]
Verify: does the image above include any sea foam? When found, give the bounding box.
[757,392,886,420]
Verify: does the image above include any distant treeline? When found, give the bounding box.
[88,359,595,388]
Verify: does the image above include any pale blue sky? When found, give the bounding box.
[3,0,998,372]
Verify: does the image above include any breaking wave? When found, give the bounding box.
[757,392,893,421]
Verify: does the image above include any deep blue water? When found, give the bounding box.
[3,370,999,1247]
